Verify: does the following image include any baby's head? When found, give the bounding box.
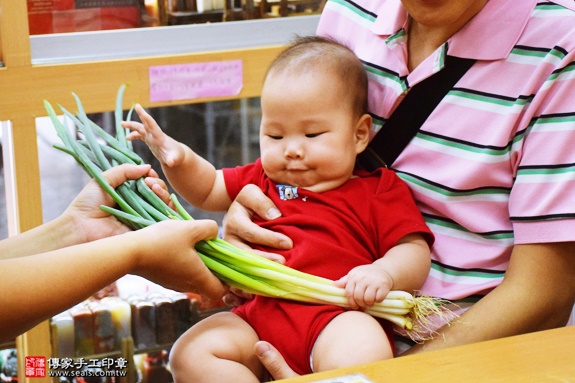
[259,36,372,193]
[265,35,369,120]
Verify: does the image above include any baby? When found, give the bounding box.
[123,35,433,382]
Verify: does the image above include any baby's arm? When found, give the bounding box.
[121,104,232,211]
[335,233,431,310]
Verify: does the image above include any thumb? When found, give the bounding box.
[333,275,347,288]
[183,220,227,299]
[186,219,219,244]
[101,163,152,189]
[255,341,299,380]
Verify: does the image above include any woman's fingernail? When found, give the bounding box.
[255,342,271,357]
[266,208,281,220]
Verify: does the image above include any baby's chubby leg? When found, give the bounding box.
[169,311,264,383]
[312,311,393,372]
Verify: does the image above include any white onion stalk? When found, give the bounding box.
[44,85,456,340]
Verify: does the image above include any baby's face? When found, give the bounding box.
[259,70,363,193]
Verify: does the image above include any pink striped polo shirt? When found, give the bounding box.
[317,0,575,302]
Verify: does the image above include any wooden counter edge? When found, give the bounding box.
[274,326,575,382]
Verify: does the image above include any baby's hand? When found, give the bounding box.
[121,104,185,168]
[334,264,393,310]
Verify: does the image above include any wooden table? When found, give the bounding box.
[276,326,575,382]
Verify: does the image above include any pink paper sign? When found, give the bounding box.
[149,60,243,102]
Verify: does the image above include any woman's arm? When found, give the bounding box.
[404,241,575,354]
[0,164,227,342]
[0,219,223,343]
[0,164,155,260]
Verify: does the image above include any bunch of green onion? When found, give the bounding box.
[44,85,453,339]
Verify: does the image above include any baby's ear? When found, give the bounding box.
[354,114,372,154]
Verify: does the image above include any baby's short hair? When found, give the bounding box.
[266,35,369,117]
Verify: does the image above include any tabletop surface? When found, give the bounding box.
[276,326,575,382]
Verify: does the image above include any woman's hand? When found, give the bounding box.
[64,164,158,243]
[130,219,227,299]
[221,184,292,305]
[222,184,292,262]
[255,341,300,380]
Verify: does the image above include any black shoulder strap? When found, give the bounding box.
[357,56,476,171]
